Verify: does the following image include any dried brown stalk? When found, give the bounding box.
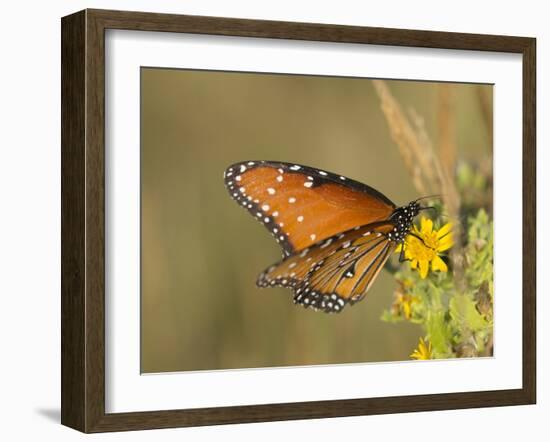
[372,80,460,216]
[408,108,460,221]
[372,80,431,195]
[476,85,493,153]
[438,84,457,180]
[372,79,464,282]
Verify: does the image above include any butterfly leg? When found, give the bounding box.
[398,242,408,263]
[408,232,435,250]
[398,230,436,262]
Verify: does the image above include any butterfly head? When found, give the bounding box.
[406,200,422,217]
[388,201,420,243]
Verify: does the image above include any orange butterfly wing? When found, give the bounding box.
[257,222,396,313]
[224,161,396,255]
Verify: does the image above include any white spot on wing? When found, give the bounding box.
[303,181,313,188]
[289,197,296,203]
[320,239,332,248]
[240,165,246,173]
[310,234,316,241]
[267,188,276,195]
[297,215,304,222]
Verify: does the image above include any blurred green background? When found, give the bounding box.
[141,68,492,373]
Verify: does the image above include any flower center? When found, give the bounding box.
[407,232,438,261]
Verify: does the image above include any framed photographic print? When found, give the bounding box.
[61,9,536,433]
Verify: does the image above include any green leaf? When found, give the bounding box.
[449,294,488,333]
[425,311,452,356]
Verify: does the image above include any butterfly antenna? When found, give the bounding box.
[415,195,442,214]
[415,194,442,203]
[418,206,437,213]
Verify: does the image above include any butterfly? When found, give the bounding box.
[224,160,426,313]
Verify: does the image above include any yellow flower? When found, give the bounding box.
[396,217,453,279]
[396,293,418,319]
[410,337,433,360]
[391,280,419,320]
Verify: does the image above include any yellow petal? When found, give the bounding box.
[436,222,453,239]
[410,338,432,360]
[419,259,429,279]
[403,303,411,319]
[437,235,454,252]
[395,243,403,253]
[420,217,433,234]
[410,259,418,269]
[411,236,424,249]
[431,255,448,272]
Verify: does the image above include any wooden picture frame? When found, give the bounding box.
[61,8,536,433]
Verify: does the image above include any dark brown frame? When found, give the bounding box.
[61,8,536,433]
